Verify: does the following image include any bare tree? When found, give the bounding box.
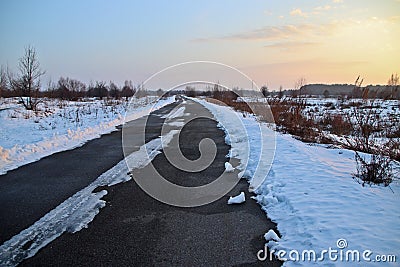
[388,73,399,87]
[156,88,164,97]
[388,73,399,100]
[135,82,148,98]
[278,86,283,99]
[45,77,57,98]
[295,77,306,97]
[69,78,86,99]
[121,80,134,100]
[56,77,71,100]
[55,77,85,100]
[261,85,269,97]
[9,46,45,110]
[109,81,120,99]
[185,86,195,97]
[88,81,108,99]
[0,65,7,97]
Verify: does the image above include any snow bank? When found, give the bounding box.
[0,130,178,267]
[254,135,400,266]
[190,97,275,191]
[195,98,399,266]
[0,96,175,175]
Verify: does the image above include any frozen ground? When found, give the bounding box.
[195,98,399,266]
[0,96,175,175]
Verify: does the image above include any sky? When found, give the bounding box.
[0,0,399,90]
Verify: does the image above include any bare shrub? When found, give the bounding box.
[342,78,382,153]
[322,114,352,136]
[344,77,399,186]
[353,152,393,187]
[211,83,238,106]
[265,98,325,143]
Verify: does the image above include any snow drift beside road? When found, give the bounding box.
[0,96,175,175]
[195,97,399,266]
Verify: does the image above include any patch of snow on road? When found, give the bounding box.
[166,121,185,127]
[227,192,246,204]
[0,130,178,267]
[161,106,185,119]
[225,162,235,172]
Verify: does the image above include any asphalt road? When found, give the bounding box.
[2,99,281,266]
[0,101,178,244]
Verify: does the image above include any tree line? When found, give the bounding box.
[0,46,137,110]
[44,79,137,101]
[269,75,400,100]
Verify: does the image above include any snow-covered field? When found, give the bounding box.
[242,96,400,160]
[303,98,399,127]
[195,98,399,266]
[0,96,175,175]
[241,96,400,131]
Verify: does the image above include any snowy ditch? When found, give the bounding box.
[0,130,179,266]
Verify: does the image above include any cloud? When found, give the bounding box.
[332,0,343,3]
[314,5,331,11]
[244,60,368,69]
[388,15,400,22]
[290,8,308,17]
[264,41,320,49]
[191,22,339,43]
[228,25,306,40]
[360,15,400,24]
